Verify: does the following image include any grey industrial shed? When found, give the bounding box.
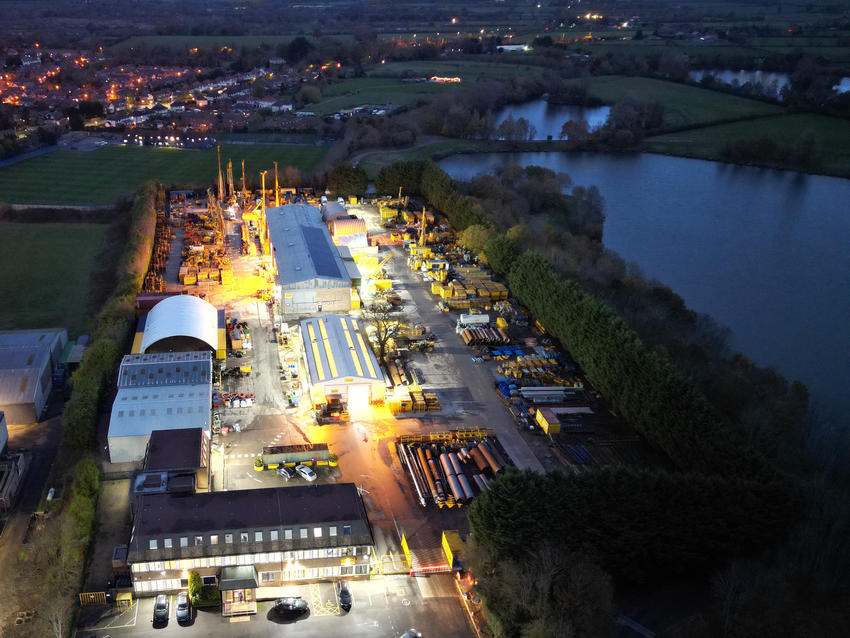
[0,328,67,424]
[266,204,351,315]
[107,351,212,464]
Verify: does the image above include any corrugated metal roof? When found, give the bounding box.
[330,217,366,237]
[321,201,347,221]
[0,329,66,406]
[267,204,350,286]
[118,351,212,388]
[301,315,381,383]
[140,296,219,354]
[107,382,211,439]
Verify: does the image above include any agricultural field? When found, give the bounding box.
[310,77,453,115]
[0,222,110,335]
[569,75,784,129]
[0,144,327,205]
[644,113,850,177]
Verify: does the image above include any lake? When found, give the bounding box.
[689,69,850,95]
[494,100,610,140]
[439,152,850,418]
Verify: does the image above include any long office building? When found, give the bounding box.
[266,204,351,315]
[127,483,375,614]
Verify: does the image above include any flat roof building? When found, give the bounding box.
[127,483,375,611]
[142,426,211,492]
[266,204,351,315]
[300,315,385,412]
[107,352,212,464]
[0,328,67,424]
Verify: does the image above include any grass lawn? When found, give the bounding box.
[0,222,109,335]
[644,113,850,176]
[569,75,784,129]
[311,77,452,115]
[0,144,327,205]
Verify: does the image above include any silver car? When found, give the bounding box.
[294,464,317,481]
[175,592,191,623]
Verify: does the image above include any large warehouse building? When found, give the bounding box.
[300,315,385,413]
[107,351,212,464]
[131,294,226,360]
[0,328,67,424]
[266,204,351,315]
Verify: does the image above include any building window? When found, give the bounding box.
[180,537,188,548]
[270,530,278,541]
[194,535,203,546]
[255,531,263,542]
[260,571,278,584]
[225,533,233,544]
[329,526,337,537]
[284,529,292,540]
[240,532,249,543]
[299,528,307,540]
[210,535,218,545]
[203,576,217,585]
[343,525,351,537]
[313,527,322,538]
[164,538,172,549]
[149,539,158,550]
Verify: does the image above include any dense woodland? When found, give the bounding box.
[374,159,850,637]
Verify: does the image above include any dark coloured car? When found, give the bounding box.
[152,594,169,625]
[276,465,296,481]
[274,597,309,615]
[175,592,191,624]
[336,580,352,611]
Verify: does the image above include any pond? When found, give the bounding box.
[494,100,610,140]
[439,151,850,418]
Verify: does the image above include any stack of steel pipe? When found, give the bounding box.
[396,443,428,507]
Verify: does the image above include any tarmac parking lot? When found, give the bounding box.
[75,574,471,638]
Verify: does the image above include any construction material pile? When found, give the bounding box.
[142,212,173,292]
[396,430,509,507]
[178,213,231,285]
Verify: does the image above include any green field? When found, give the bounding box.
[0,144,327,205]
[0,222,110,335]
[644,113,850,176]
[570,75,784,129]
[311,77,453,115]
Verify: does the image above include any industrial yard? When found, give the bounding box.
[2,153,660,637]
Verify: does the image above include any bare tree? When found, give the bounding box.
[362,301,400,364]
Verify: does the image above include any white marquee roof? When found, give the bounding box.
[141,295,218,354]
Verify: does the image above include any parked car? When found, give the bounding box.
[277,465,296,481]
[152,594,169,625]
[336,580,352,611]
[274,597,309,615]
[175,592,191,623]
[294,464,317,481]
[400,630,422,638]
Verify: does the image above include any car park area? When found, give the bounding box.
[74,575,469,638]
